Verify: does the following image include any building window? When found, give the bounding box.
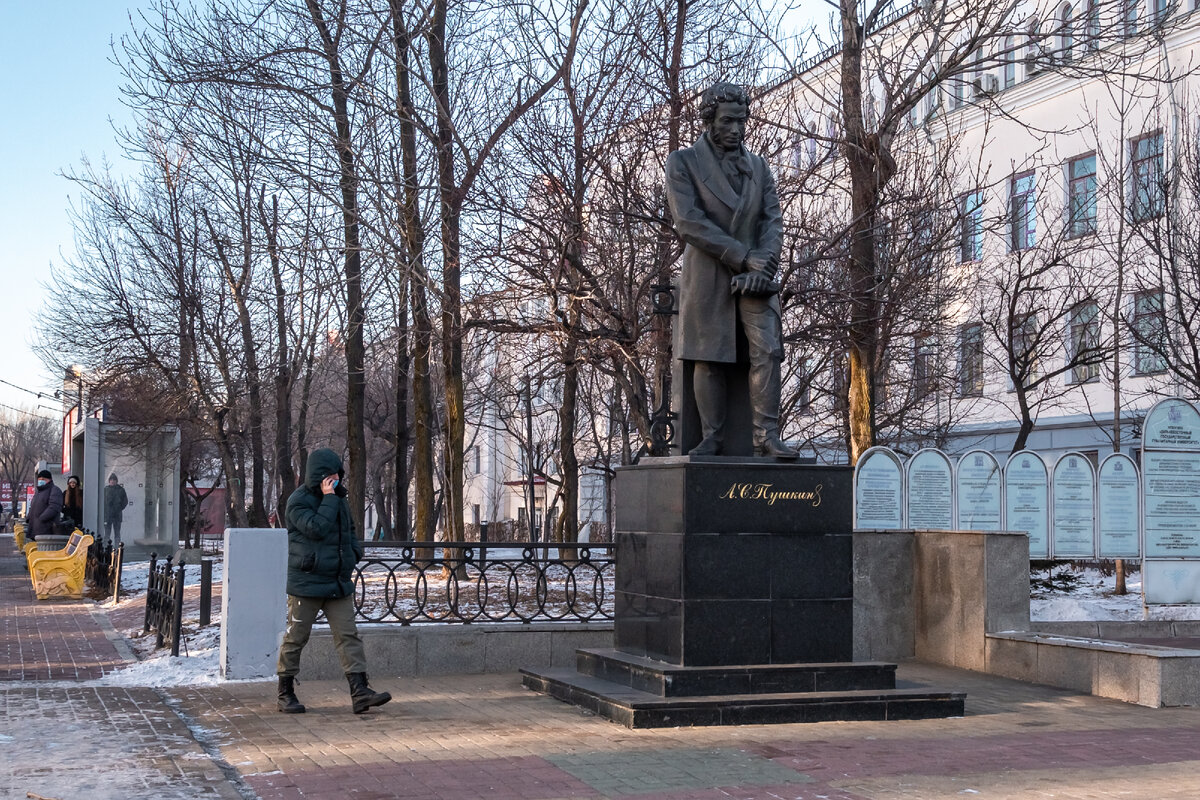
[1010,171,1037,250]
[797,357,815,415]
[1124,0,1139,36]
[1133,289,1167,373]
[1086,0,1101,49]
[474,444,481,474]
[913,335,936,397]
[958,323,985,396]
[1069,300,1101,383]
[1066,153,1097,237]
[1014,312,1040,381]
[1152,0,1172,24]
[1060,4,1075,62]
[1002,36,1017,87]
[959,190,984,262]
[1130,132,1164,222]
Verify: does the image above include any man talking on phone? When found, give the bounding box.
[275,447,391,714]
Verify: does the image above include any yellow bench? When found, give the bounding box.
[27,530,93,600]
[13,521,25,550]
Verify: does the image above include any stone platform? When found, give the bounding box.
[521,648,964,727]
[523,458,966,727]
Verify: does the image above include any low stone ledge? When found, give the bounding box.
[296,622,614,680]
[986,631,1200,707]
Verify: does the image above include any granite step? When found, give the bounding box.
[575,648,898,697]
[521,667,966,728]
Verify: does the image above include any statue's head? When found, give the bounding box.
[698,82,751,126]
[699,82,751,152]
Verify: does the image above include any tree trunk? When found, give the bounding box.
[304,0,367,538]
[392,3,434,555]
[261,194,296,526]
[428,0,466,545]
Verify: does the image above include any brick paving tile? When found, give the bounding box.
[161,664,1200,800]
[0,686,243,800]
[0,535,128,681]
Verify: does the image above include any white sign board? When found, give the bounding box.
[1005,451,1050,558]
[1142,398,1200,605]
[854,446,905,529]
[955,449,1002,531]
[1098,453,1140,559]
[1052,452,1097,559]
[906,449,954,531]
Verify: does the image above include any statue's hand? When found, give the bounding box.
[732,270,778,296]
[743,250,779,277]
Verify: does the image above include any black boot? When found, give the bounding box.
[277,676,305,714]
[347,672,391,714]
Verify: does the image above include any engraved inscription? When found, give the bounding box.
[719,482,823,507]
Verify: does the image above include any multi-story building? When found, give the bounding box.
[463,0,1200,532]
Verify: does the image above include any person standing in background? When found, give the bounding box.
[27,470,63,542]
[103,473,129,544]
[63,475,84,530]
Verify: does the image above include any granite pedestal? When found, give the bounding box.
[522,457,965,727]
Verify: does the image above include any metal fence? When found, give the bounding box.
[144,552,186,656]
[85,534,124,603]
[353,542,615,624]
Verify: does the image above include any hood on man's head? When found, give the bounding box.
[304,448,345,489]
[108,473,119,483]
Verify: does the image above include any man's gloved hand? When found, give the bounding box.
[731,270,779,296]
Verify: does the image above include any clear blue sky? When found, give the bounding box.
[0,1,149,418]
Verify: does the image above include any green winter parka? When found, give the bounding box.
[285,448,363,598]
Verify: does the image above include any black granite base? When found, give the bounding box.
[521,460,966,727]
[575,648,896,696]
[520,667,966,728]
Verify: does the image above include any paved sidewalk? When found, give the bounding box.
[5,531,1200,799]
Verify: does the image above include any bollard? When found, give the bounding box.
[144,552,158,635]
[171,559,186,657]
[112,543,124,604]
[199,559,212,627]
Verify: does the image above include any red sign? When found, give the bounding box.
[0,483,34,503]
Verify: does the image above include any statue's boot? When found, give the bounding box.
[691,362,726,455]
[750,358,799,459]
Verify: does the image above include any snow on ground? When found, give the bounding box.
[1031,564,1200,621]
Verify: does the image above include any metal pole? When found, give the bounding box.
[524,374,537,543]
[143,552,157,634]
[199,559,212,627]
[171,559,186,657]
[112,543,124,604]
[479,520,488,569]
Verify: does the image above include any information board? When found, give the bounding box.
[1004,451,1049,558]
[955,449,1002,531]
[1097,453,1140,558]
[854,446,905,529]
[1143,450,1200,557]
[906,449,953,531]
[1052,453,1097,559]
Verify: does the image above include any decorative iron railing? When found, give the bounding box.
[144,552,185,655]
[85,533,124,603]
[353,542,615,624]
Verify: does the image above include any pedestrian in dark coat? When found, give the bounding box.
[103,473,129,544]
[27,470,63,541]
[63,475,84,530]
[274,447,391,715]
